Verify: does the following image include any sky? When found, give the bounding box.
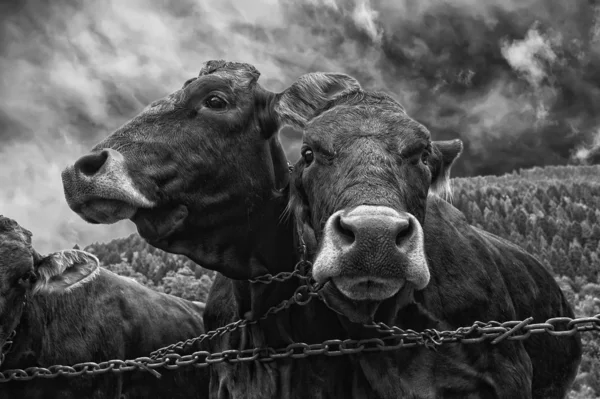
[1,0,600,253]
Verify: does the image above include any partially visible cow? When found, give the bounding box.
[0,215,208,398]
[61,60,581,398]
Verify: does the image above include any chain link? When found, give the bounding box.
[1,259,596,382]
[149,261,315,360]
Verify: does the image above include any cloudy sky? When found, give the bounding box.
[1,0,599,253]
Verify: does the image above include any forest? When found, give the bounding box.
[83,164,600,398]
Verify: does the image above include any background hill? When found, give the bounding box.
[83,164,600,398]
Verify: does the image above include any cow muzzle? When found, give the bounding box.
[61,148,156,224]
[312,205,430,302]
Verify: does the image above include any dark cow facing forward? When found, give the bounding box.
[288,89,582,397]
[61,61,580,398]
[0,216,208,398]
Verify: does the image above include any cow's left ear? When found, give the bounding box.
[32,250,100,295]
[274,72,361,129]
[429,139,463,202]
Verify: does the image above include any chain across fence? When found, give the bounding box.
[0,260,598,383]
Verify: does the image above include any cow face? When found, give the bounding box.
[289,91,462,323]
[0,216,100,349]
[62,60,360,278]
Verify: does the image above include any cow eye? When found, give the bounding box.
[302,149,314,164]
[421,151,429,165]
[205,95,227,109]
[18,271,37,287]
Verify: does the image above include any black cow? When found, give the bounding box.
[61,61,580,398]
[0,215,208,398]
[288,89,582,398]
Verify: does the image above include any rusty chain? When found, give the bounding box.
[1,259,598,383]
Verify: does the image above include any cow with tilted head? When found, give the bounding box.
[61,60,581,398]
[0,215,208,398]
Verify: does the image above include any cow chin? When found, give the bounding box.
[78,199,139,224]
[331,276,405,301]
[131,204,189,242]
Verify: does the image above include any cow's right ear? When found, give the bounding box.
[429,139,463,202]
[274,72,361,128]
[32,250,100,295]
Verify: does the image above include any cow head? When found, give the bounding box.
[289,91,463,323]
[0,216,100,350]
[61,60,360,278]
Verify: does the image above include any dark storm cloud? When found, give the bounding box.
[279,0,600,176]
[1,0,599,251]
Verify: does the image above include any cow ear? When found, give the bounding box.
[275,72,361,128]
[32,250,100,295]
[429,139,463,202]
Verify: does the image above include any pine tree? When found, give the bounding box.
[470,202,483,224]
[568,240,583,277]
[568,222,583,245]
[546,185,560,202]
[551,235,567,254]
[525,235,536,254]
[104,251,122,266]
[514,207,528,237]
[503,199,514,220]
[580,220,592,248]
[556,206,569,225]
[548,248,560,275]
[555,249,572,278]
[538,235,549,254]
[526,216,538,237]
[530,197,544,215]
[590,225,600,250]
[587,209,597,225]
[579,256,594,283]
[590,252,600,271]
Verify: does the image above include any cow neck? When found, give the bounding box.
[0,297,38,370]
[231,190,300,320]
[2,279,103,370]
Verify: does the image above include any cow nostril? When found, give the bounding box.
[395,219,412,246]
[74,151,109,177]
[335,215,355,245]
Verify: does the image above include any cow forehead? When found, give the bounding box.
[305,105,430,149]
[0,217,35,271]
[198,59,260,85]
[0,216,32,245]
[0,240,33,282]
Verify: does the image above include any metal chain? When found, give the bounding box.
[1,258,598,382]
[2,313,599,382]
[148,261,315,360]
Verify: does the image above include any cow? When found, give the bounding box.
[286,89,583,398]
[61,60,581,398]
[0,215,208,398]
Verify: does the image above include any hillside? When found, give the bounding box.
[83,233,216,303]
[86,164,600,398]
[453,165,600,398]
